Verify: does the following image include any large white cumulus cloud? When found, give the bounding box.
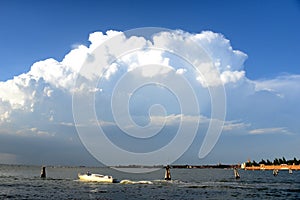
[0,29,246,124]
[0,29,298,129]
[0,29,299,165]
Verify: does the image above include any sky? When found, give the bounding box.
[0,0,300,166]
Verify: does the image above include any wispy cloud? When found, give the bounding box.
[222,121,250,131]
[248,127,292,135]
[16,127,55,137]
[59,122,74,127]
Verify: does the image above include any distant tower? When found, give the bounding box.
[40,166,46,178]
[164,165,171,181]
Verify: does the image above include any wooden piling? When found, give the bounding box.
[40,166,46,178]
[164,165,171,181]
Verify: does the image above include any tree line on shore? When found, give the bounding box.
[246,157,300,167]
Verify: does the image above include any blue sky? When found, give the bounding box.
[0,0,300,166]
[1,0,300,81]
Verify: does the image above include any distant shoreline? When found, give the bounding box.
[111,164,239,169]
[0,163,239,169]
[5,163,300,170]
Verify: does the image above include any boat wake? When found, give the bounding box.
[119,179,184,185]
[119,179,153,184]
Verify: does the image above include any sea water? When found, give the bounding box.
[0,164,300,199]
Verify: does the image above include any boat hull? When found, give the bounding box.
[78,174,115,183]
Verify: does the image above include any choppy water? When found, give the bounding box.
[0,164,300,199]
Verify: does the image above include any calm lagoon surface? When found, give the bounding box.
[1,164,300,199]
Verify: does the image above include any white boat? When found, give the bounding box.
[78,172,116,183]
